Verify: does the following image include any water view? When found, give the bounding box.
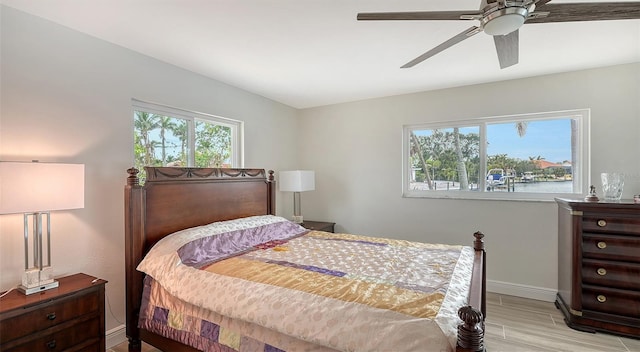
[410,179,573,193]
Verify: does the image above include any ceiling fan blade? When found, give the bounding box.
[357,11,481,21]
[534,0,553,6]
[401,26,482,68]
[493,30,519,69]
[528,2,640,23]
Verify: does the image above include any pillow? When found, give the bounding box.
[137,215,306,277]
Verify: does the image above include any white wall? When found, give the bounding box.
[298,63,640,300]
[2,3,639,340]
[0,6,299,334]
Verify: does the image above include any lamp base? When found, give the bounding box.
[19,267,58,295]
[18,280,59,295]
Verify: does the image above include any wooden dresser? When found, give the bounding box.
[555,198,640,338]
[0,273,107,351]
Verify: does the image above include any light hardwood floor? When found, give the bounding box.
[483,293,639,352]
[109,292,640,352]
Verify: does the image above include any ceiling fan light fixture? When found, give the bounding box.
[482,7,528,36]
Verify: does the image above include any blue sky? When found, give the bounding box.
[487,119,571,163]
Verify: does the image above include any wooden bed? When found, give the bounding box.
[124,166,487,352]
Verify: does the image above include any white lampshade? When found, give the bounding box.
[0,161,85,214]
[279,170,315,192]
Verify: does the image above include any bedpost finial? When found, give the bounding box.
[458,306,484,326]
[473,231,485,251]
[268,170,275,182]
[127,167,140,186]
[457,306,485,351]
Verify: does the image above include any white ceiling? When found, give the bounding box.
[2,0,639,108]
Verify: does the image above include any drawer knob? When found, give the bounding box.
[597,241,607,249]
[46,340,57,349]
[597,268,607,276]
[597,219,607,227]
[47,312,56,320]
[597,295,607,303]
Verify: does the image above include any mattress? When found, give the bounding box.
[137,215,474,352]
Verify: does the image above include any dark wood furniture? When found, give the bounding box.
[300,220,335,233]
[124,166,487,352]
[0,273,107,351]
[555,198,640,339]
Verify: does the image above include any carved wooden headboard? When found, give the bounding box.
[124,167,275,345]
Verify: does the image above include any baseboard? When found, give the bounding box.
[106,324,127,349]
[487,279,557,302]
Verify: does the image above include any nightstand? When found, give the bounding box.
[301,220,335,233]
[0,273,107,352]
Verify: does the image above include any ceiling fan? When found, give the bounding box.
[357,0,640,69]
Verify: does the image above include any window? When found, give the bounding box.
[133,100,243,182]
[403,109,589,201]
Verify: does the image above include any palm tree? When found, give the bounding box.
[134,111,159,166]
[410,132,433,189]
[515,121,528,137]
[528,155,544,175]
[157,116,176,165]
[171,120,188,164]
[453,127,469,190]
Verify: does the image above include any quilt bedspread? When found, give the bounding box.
[137,215,474,352]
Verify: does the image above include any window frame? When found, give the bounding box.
[402,109,590,201]
[132,99,244,169]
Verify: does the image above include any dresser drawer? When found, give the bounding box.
[582,233,640,263]
[582,285,640,318]
[582,215,640,234]
[5,317,99,352]
[0,290,99,343]
[582,259,640,290]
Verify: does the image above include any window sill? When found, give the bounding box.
[402,191,583,203]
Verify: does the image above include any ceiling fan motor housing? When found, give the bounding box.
[482,7,529,35]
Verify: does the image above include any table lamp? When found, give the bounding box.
[0,161,84,295]
[279,170,315,223]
